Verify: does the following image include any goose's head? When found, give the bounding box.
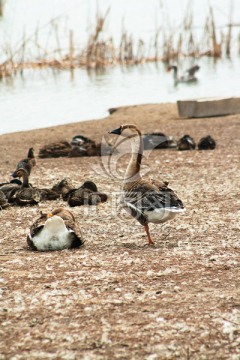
[109,124,141,137]
[109,125,123,136]
[52,207,75,221]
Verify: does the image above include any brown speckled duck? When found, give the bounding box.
[38,188,60,201]
[0,179,22,200]
[27,207,84,251]
[51,178,75,200]
[109,124,185,245]
[9,168,41,206]
[67,181,108,207]
[0,190,9,209]
[38,141,71,158]
[11,147,36,178]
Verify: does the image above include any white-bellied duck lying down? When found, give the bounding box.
[27,207,84,251]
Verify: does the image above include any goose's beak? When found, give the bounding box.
[47,213,53,218]
[108,127,122,135]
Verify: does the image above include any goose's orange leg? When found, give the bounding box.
[144,224,154,246]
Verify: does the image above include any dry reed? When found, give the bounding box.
[0,5,239,79]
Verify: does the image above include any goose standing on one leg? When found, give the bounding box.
[109,124,185,246]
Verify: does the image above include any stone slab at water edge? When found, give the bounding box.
[177,97,240,118]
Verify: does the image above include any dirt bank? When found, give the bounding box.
[0,103,239,359]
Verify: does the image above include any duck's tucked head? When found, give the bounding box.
[50,207,75,222]
[81,181,98,192]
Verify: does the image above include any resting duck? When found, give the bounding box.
[167,65,200,85]
[27,207,84,251]
[0,179,22,200]
[11,148,36,178]
[38,188,60,201]
[0,190,9,209]
[38,141,71,158]
[9,168,41,206]
[70,134,95,148]
[177,135,196,150]
[69,142,113,157]
[109,124,185,245]
[51,178,75,201]
[143,132,176,150]
[198,135,216,150]
[67,181,108,207]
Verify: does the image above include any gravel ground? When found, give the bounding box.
[0,103,240,359]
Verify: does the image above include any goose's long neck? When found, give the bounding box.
[21,170,29,188]
[172,66,178,81]
[124,129,143,184]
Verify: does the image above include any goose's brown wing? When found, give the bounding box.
[65,218,83,247]
[124,182,184,225]
[27,212,48,250]
[51,208,84,247]
[128,187,184,211]
[149,180,184,209]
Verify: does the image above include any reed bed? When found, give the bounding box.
[0,5,240,79]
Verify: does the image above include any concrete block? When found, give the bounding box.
[177,97,240,118]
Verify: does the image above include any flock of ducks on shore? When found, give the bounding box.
[0,124,215,250]
[38,134,113,158]
[38,131,216,159]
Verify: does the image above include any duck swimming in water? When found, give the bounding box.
[167,65,200,85]
[109,124,185,245]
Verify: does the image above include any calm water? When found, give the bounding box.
[0,0,240,134]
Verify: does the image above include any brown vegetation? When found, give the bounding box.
[0,6,240,79]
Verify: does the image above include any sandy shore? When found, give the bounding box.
[0,103,240,359]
